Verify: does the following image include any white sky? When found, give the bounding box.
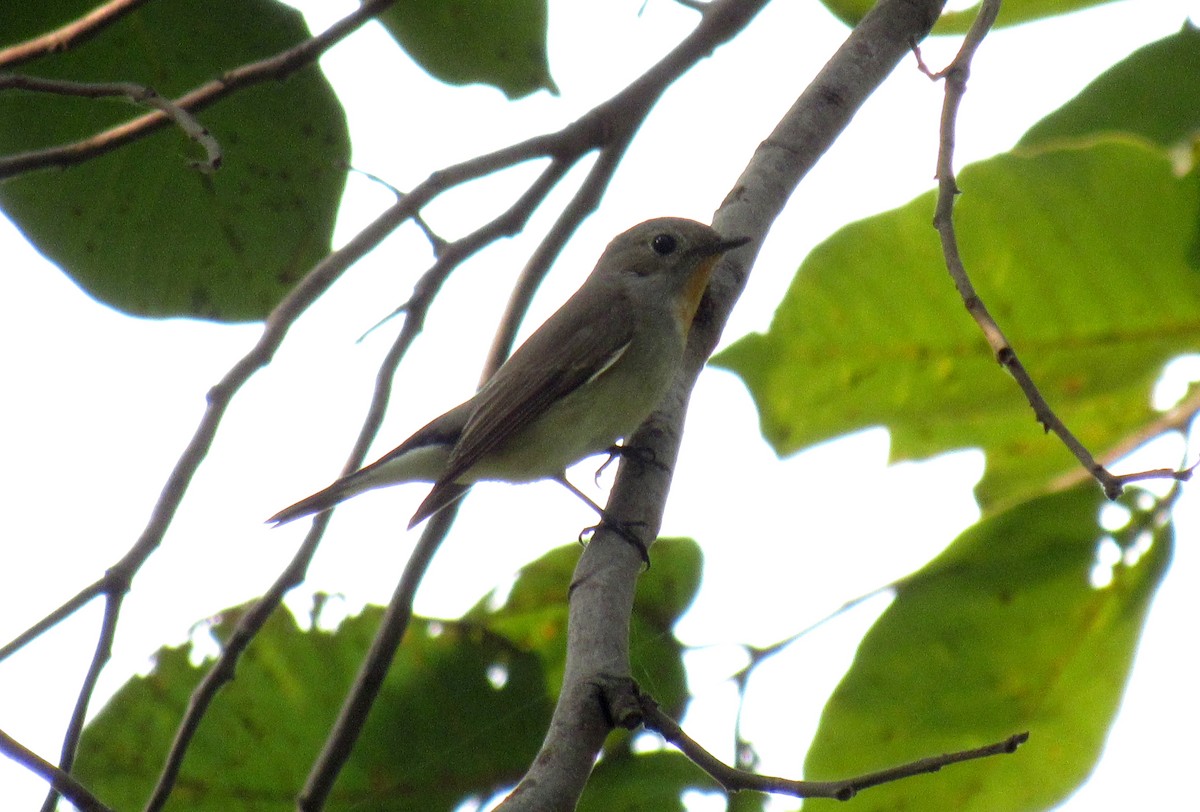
[1,1,1197,810]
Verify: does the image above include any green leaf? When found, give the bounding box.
[713,139,1200,508]
[75,605,551,810]
[378,0,556,99]
[467,538,702,717]
[578,750,719,812]
[802,485,1172,811]
[630,537,703,719]
[1020,22,1200,151]
[933,0,1122,35]
[0,0,349,321]
[817,0,1121,33]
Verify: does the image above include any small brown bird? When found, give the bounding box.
[269,217,748,529]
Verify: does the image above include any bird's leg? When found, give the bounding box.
[554,474,650,566]
[593,443,671,486]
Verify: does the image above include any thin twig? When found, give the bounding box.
[926,0,1191,499]
[483,119,645,375]
[0,74,222,171]
[639,693,1027,801]
[1050,384,1200,493]
[0,0,399,179]
[142,527,324,812]
[0,727,113,812]
[38,568,126,812]
[298,505,460,811]
[0,0,150,69]
[0,578,106,663]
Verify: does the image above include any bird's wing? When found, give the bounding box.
[445,293,634,489]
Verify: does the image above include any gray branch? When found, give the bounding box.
[496,0,948,808]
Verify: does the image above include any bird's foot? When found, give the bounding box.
[579,515,651,568]
[594,444,671,485]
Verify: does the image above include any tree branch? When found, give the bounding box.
[498,0,949,808]
[0,0,399,178]
[638,691,1027,800]
[0,727,112,812]
[923,0,1192,499]
[297,505,460,811]
[0,74,222,170]
[0,0,151,69]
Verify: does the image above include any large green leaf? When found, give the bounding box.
[378,0,556,99]
[1020,22,1200,151]
[818,0,1121,33]
[74,541,702,809]
[714,139,1200,508]
[468,537,702,719]
[0,0,349,321]
[802,485,1172,811]
[74,605,552,810]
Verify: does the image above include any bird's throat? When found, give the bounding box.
[676,255,720,328]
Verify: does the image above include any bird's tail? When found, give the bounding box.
[267,475,362,526]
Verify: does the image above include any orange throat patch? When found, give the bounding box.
[676,255,720,328]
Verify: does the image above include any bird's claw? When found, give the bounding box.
[594,444,671,486]
[579,515,651,568]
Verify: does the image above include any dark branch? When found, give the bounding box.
[925,0,1191,499]
[0,727,113,812]
[298,506,460,810]
[638,692,1028,801]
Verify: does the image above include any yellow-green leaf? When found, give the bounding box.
[803,485,1172,811]
[714,139,1200,508]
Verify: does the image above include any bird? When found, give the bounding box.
[268,217,749,530]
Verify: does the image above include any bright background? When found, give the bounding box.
[1,1,1197,809]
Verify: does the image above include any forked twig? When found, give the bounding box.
[923,0,1193,499]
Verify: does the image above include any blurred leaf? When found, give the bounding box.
[75,605,551,810]
[0,0,349,321]
[714,139,1200,509]
[468,538,702,717]
[378,0,556,99]
[578,750,719,812]
[1020,22,1200,151]
[802,485,1173,811]
[727,789,770,812]
[818,0,1121,33]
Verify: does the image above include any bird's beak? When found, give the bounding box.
[708,235,751,255]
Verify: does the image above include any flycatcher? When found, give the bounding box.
[269,217,748,529]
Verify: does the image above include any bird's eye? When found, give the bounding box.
[650,233,678,255]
